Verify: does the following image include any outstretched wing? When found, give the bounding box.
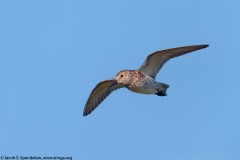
[83,79,125,116]
[139,44,209,79]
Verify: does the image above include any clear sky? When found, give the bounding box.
[0,0,239,160]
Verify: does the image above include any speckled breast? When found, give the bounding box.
[127,70,157,94]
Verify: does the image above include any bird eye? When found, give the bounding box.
[120,75,123,78]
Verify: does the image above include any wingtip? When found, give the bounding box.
[83,110,90,117]
[201,44,209,48]
[194,44,209,50]
[83,107,89,116]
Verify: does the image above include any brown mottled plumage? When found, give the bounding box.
[83,44,209,116]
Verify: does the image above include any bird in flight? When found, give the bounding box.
[83,44,208,116]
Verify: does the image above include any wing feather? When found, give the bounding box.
[83,79,125,116]
[139,44,209,79]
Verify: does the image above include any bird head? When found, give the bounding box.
[115,70,132,85]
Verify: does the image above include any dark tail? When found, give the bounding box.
[155,83,169,96]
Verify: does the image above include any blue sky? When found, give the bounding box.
[0,0,239,159]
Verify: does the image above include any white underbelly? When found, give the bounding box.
[128,86,156,94]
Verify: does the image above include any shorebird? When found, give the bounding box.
[83,44,208,116]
